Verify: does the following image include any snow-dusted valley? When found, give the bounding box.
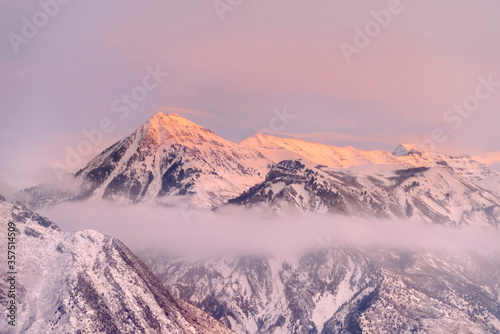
[8,113,500,333]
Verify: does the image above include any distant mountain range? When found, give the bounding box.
[19,112,500,226]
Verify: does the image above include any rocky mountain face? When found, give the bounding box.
[140,248,378,334]
[139,248,500,334]
[228,160,500,227]
[16,183,78,211]
[18,113,499,212]
[0,199,234,334]
[73,113,271,208]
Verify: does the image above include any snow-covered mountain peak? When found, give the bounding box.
[149,111,196,125]
[393,143,422,156]
[66,112,273,206]
[138,111,226,147]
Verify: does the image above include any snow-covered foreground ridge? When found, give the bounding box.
[0,198,234,334]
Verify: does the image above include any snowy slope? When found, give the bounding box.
[139,247,380,334]
[477,174,500,197]
[228,160,500,227]
[240,136,498,183]
[396,146,498,182]
[0,198,234,334]
[325,249,500,334]
[240,134,404,168]
[140,248,500,334]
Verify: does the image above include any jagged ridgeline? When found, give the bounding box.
[19,112,500,226]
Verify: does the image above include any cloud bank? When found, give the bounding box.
[40,201,500,257]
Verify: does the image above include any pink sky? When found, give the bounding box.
[0,0,499,189]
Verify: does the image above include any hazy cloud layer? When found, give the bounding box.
[40,201,500,257]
